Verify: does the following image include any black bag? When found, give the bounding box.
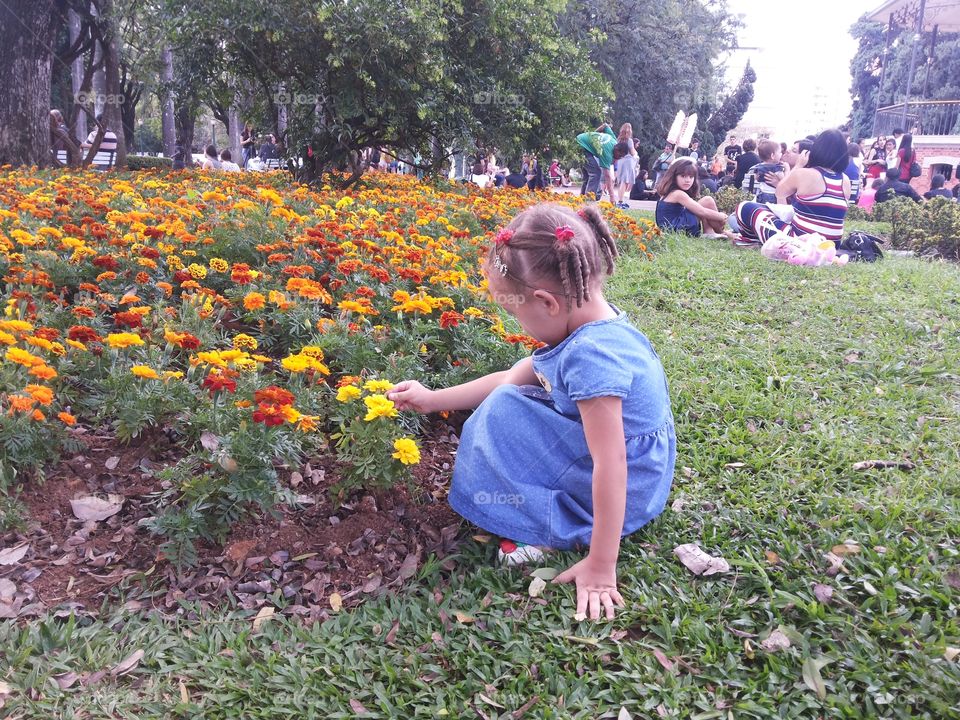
[909,160,922,178]
[838,231,884,263]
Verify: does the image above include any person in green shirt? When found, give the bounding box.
[577,123,617,201]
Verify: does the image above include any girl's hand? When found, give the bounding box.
[386,380,436,413]
[554,554,625,620]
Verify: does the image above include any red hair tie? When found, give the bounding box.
[495,228,514,246]
[577,208,588,219]
[555,225,575,244]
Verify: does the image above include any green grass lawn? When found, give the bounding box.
[2,230,959,719]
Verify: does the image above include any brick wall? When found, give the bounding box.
[913,138,960,196]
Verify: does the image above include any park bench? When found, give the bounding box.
[55,149,116,170]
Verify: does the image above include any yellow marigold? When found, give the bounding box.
[0,330,16,346]
[167,255,184,270]
[392,437,421,465]
[209,258,229,273]
[464,307,486,318]
[131,365,160,380]
[300,346,324,359]
[363,379,394,394]
[25,336,53,351]
[363,394,398,421]
[24,384,53,406]
[281,406,302,424]
[280,353,324,374]
[232,333,259,351]
[5,347,42,367]
[58,411,76,425]
[297,415,319,432]
[105,332,145,349]
[336,385,361,402]
[163,370,184,380]
[243,292,267,311]
[0,320,33,334]
[28,364,58,380]
[187,263,207,280]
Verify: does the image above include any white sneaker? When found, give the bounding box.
[497,539,546,566]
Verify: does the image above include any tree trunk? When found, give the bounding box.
[174,103,195,169]
[228,105,242,164]
[68,9,88,142]
[99,0,126,167]
[0,1,62,166]
[160,47,176,158]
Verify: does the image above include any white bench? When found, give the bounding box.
[263,158,287,170]
[55,149,116,169]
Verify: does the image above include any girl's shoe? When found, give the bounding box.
[498,539,546,566]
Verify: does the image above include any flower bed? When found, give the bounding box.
[0,169,659,566]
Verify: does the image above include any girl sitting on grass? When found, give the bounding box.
[654,157,732,238]
[388,203,676,620]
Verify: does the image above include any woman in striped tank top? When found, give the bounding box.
[734,129,850,248]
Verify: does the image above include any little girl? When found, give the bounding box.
[387,203,676,620]
[654,157,732,238]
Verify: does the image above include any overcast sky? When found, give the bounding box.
[722,0,881,141]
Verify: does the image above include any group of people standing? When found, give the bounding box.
[575,122,644,209]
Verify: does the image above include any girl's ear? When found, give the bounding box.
[532,288,563,315]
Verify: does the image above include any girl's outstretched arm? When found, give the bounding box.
[387,356,537,414]
[554,396,627,620]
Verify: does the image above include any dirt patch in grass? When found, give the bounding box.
[0,419,464,622]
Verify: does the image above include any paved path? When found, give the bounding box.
[548,185,656,212]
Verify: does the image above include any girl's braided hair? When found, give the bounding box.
[488,202,618,310]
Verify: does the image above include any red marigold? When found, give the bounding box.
[439,311,465,329]
[202,373,237,396]
[113,311,143,328]
[254,385,295,407]
[93,255,119,271]
[68,325,101,343]
[34,327,61,341]
[252,403,286,426]
[231,263,254,284]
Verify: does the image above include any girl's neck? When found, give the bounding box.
[563,292,616,338]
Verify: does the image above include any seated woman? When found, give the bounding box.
[654,157,731,238]
[734,129,850,248]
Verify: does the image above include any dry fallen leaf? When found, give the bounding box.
[471,534,492,544]
[54,672,79,689]
[760,629,791,653]
[530,567,559,581]
[813,584,834,604]
[104,455,120,470]
[179,680,189,704]
[831,543,861,556]
[764,551,780,565]
[478,693,504,708]
[945,647,960,662]
[528,576,547,598]
[673,543,730,576]
[349,698,369,714]
[0,543,30,565]
[329,592,343,612]
[252,606,274,630]
[70,494,124,522]
[618,708,632,720]
[652,648,675,673]
[723,462,746,469]
[454,611,475,624]
[199,431,220,451]
[111,649,145,676]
